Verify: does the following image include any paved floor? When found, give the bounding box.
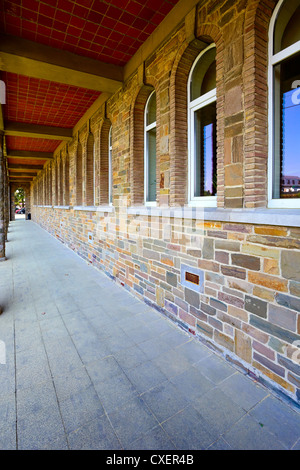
[0,219,299,450]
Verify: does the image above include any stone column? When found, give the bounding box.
[0,135,6,260]
[10,183,15,221]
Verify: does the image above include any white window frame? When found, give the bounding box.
[144,90,157,206]
[268,0,300,208]
[188,43,217,207]
[109,126,113,205]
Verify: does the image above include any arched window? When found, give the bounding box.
[59,155,64,205]
[86,132,95,206]
[76,142,83,205]
[108,126,113,205]
[269,0,300,207]
[144,90,157,204]
[99,119,112,205]
[188,44,217,206]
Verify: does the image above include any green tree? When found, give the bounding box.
[14,188,25,207]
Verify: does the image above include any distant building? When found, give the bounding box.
[281,176,300,193]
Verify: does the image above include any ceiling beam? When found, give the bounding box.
[9,172,38,177]
[8,164,43,171]
[5,122,72,141]
[0,34,123,94]
[9,177,34,181]
[7,150,53,160]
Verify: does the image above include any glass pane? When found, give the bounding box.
[274,0,300,54]
[194,102,217,197]
[275,53,300,198]
[146,92,156,126]
[190,48,216,101]
[147,128,156,202]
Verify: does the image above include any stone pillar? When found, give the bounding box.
[10,183,15,222]
[0,135,6,260]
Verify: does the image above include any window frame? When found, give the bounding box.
[187,43,217,208]
[144,90,157,206]
[268,0,300,208]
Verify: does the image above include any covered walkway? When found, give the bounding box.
[0,219,300,451]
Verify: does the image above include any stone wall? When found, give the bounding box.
[31,0,300,405]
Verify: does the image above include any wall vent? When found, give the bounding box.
[185,271,200,285]
[180,264,204,293]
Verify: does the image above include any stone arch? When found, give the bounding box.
[86,132,95,206]
[169,22,224,207]
[130,83,157,205]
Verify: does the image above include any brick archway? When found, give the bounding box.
[169,23,224,207]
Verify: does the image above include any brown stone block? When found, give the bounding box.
[252,361,295,393]
[231,253,260,271]
[242,323,269,344]
[281,251,300,282]
[196,320,213,339]
[224,163,243,186]
[235,330,252,363]
[214,330,235,352]
[253,285,275,302]
[254,226,288,237]
[248,272,288,293]
[263,258,279,275]
[221,265,246,279]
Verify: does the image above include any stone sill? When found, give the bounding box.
[34,205,114,213]
[33,204,300,227]
[127,206,300,227]
[73,205,114,213]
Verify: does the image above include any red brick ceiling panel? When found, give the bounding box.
[2,72,101,128]
[1,0,180,66]
[6,136,61,152]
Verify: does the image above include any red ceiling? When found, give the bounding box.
[6,136,62,152]
[1,0,180,157]
[1,0,179,66]
[3,72,101,128]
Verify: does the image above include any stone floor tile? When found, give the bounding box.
[126,425,177,450]
[125,359,168,394]
[106,395,159,448]
[93,371,139,413]
[194,352,236,384]
[249,395,300,449]
[59,385,105,434]
[161,406,218,450]
[141,381,189,423]
[170,365,215,401]
[192,387,246,436]
[222,414,286,450]
[67,415,122,450]
[17,405,67,450]
[218,372,269,411]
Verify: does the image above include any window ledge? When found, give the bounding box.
[53,205,70,210]
[73,205,114,213]
[127,206,300,227]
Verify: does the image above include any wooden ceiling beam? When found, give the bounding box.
[0,33,122,94]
